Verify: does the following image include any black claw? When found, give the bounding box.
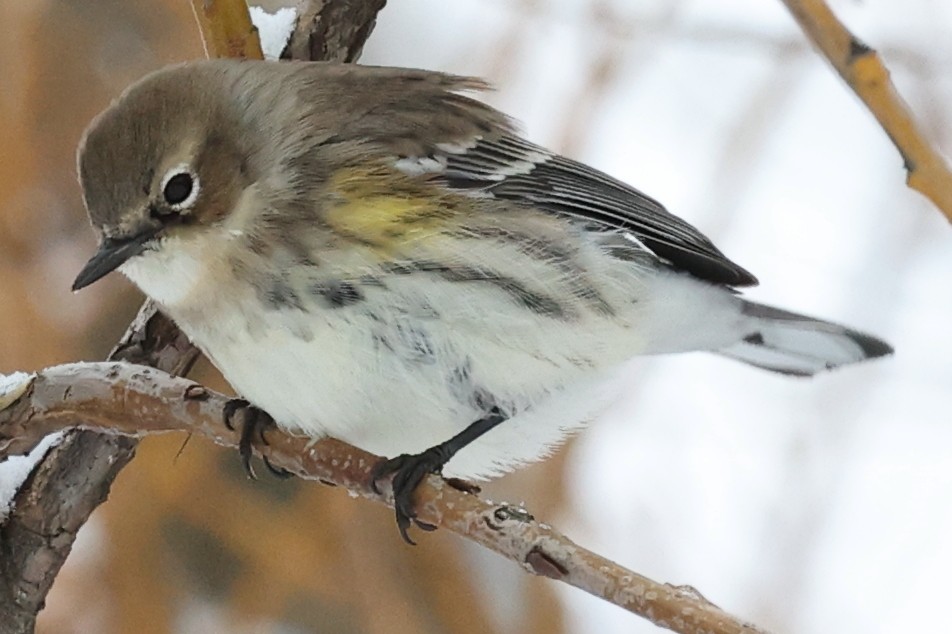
[371,448,449,545]
[398,517,415,545]
[238,411,259,479]
[222,398,248,432]
[263,455,294,480]
[222,398,275,480]
[369,409,508,544]
[414,520,438,532]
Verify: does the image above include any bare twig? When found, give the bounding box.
[0,2,386,631]
[0,363,772,634]
[781,0,952,222]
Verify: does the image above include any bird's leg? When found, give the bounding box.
[371,407,507,544]
[222,398,290,479]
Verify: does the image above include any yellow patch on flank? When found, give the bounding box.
[323,165,459,251]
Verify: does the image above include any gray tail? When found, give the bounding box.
[718,301,893,377]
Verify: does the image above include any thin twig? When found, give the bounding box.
[0,363,772,634]
[781,0,952,222]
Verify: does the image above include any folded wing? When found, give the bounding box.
[433,135,757,287]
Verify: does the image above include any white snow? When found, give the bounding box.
[0,370,33,411]
[248,5,297,60]
[0,433,63,522]
[0,371,63,522]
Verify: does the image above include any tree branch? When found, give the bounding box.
[0,363,772,634]
[0,305,199,634]
[0,2,386,631]
[781,0,952,222]
[283,0,388,63]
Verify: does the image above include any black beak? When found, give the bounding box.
[72,232,155,291]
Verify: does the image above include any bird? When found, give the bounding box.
[72,59,892,543]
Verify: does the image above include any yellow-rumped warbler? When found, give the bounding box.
[73,60,891,542]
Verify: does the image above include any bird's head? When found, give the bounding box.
[73,64,252,291]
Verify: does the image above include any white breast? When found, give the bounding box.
[120,224,745,480]
[120,233,219,307]
[177,273,633,479]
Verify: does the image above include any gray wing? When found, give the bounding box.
[301,64,755,287]
[430,135,757,288]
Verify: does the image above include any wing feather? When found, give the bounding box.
[434,135,758,287]
[308,65,756,287]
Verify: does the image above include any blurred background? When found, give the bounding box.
[1,0,950,632]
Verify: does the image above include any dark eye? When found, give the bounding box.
[163,172,194,206]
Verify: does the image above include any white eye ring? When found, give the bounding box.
[160,164,200,211]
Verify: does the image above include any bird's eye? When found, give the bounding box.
[164,173,193,205]
[160,166,200,211]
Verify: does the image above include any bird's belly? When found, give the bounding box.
[185,283,637,479]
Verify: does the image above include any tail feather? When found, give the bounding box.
[718,301,893,376]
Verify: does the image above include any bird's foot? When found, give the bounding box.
[370,408,507,543]
[223,399,290,479]
[371,446,449,545]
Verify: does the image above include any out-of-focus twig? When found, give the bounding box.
[782,0,952,222]
[190,0,264,60]
[0,362,773,634]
